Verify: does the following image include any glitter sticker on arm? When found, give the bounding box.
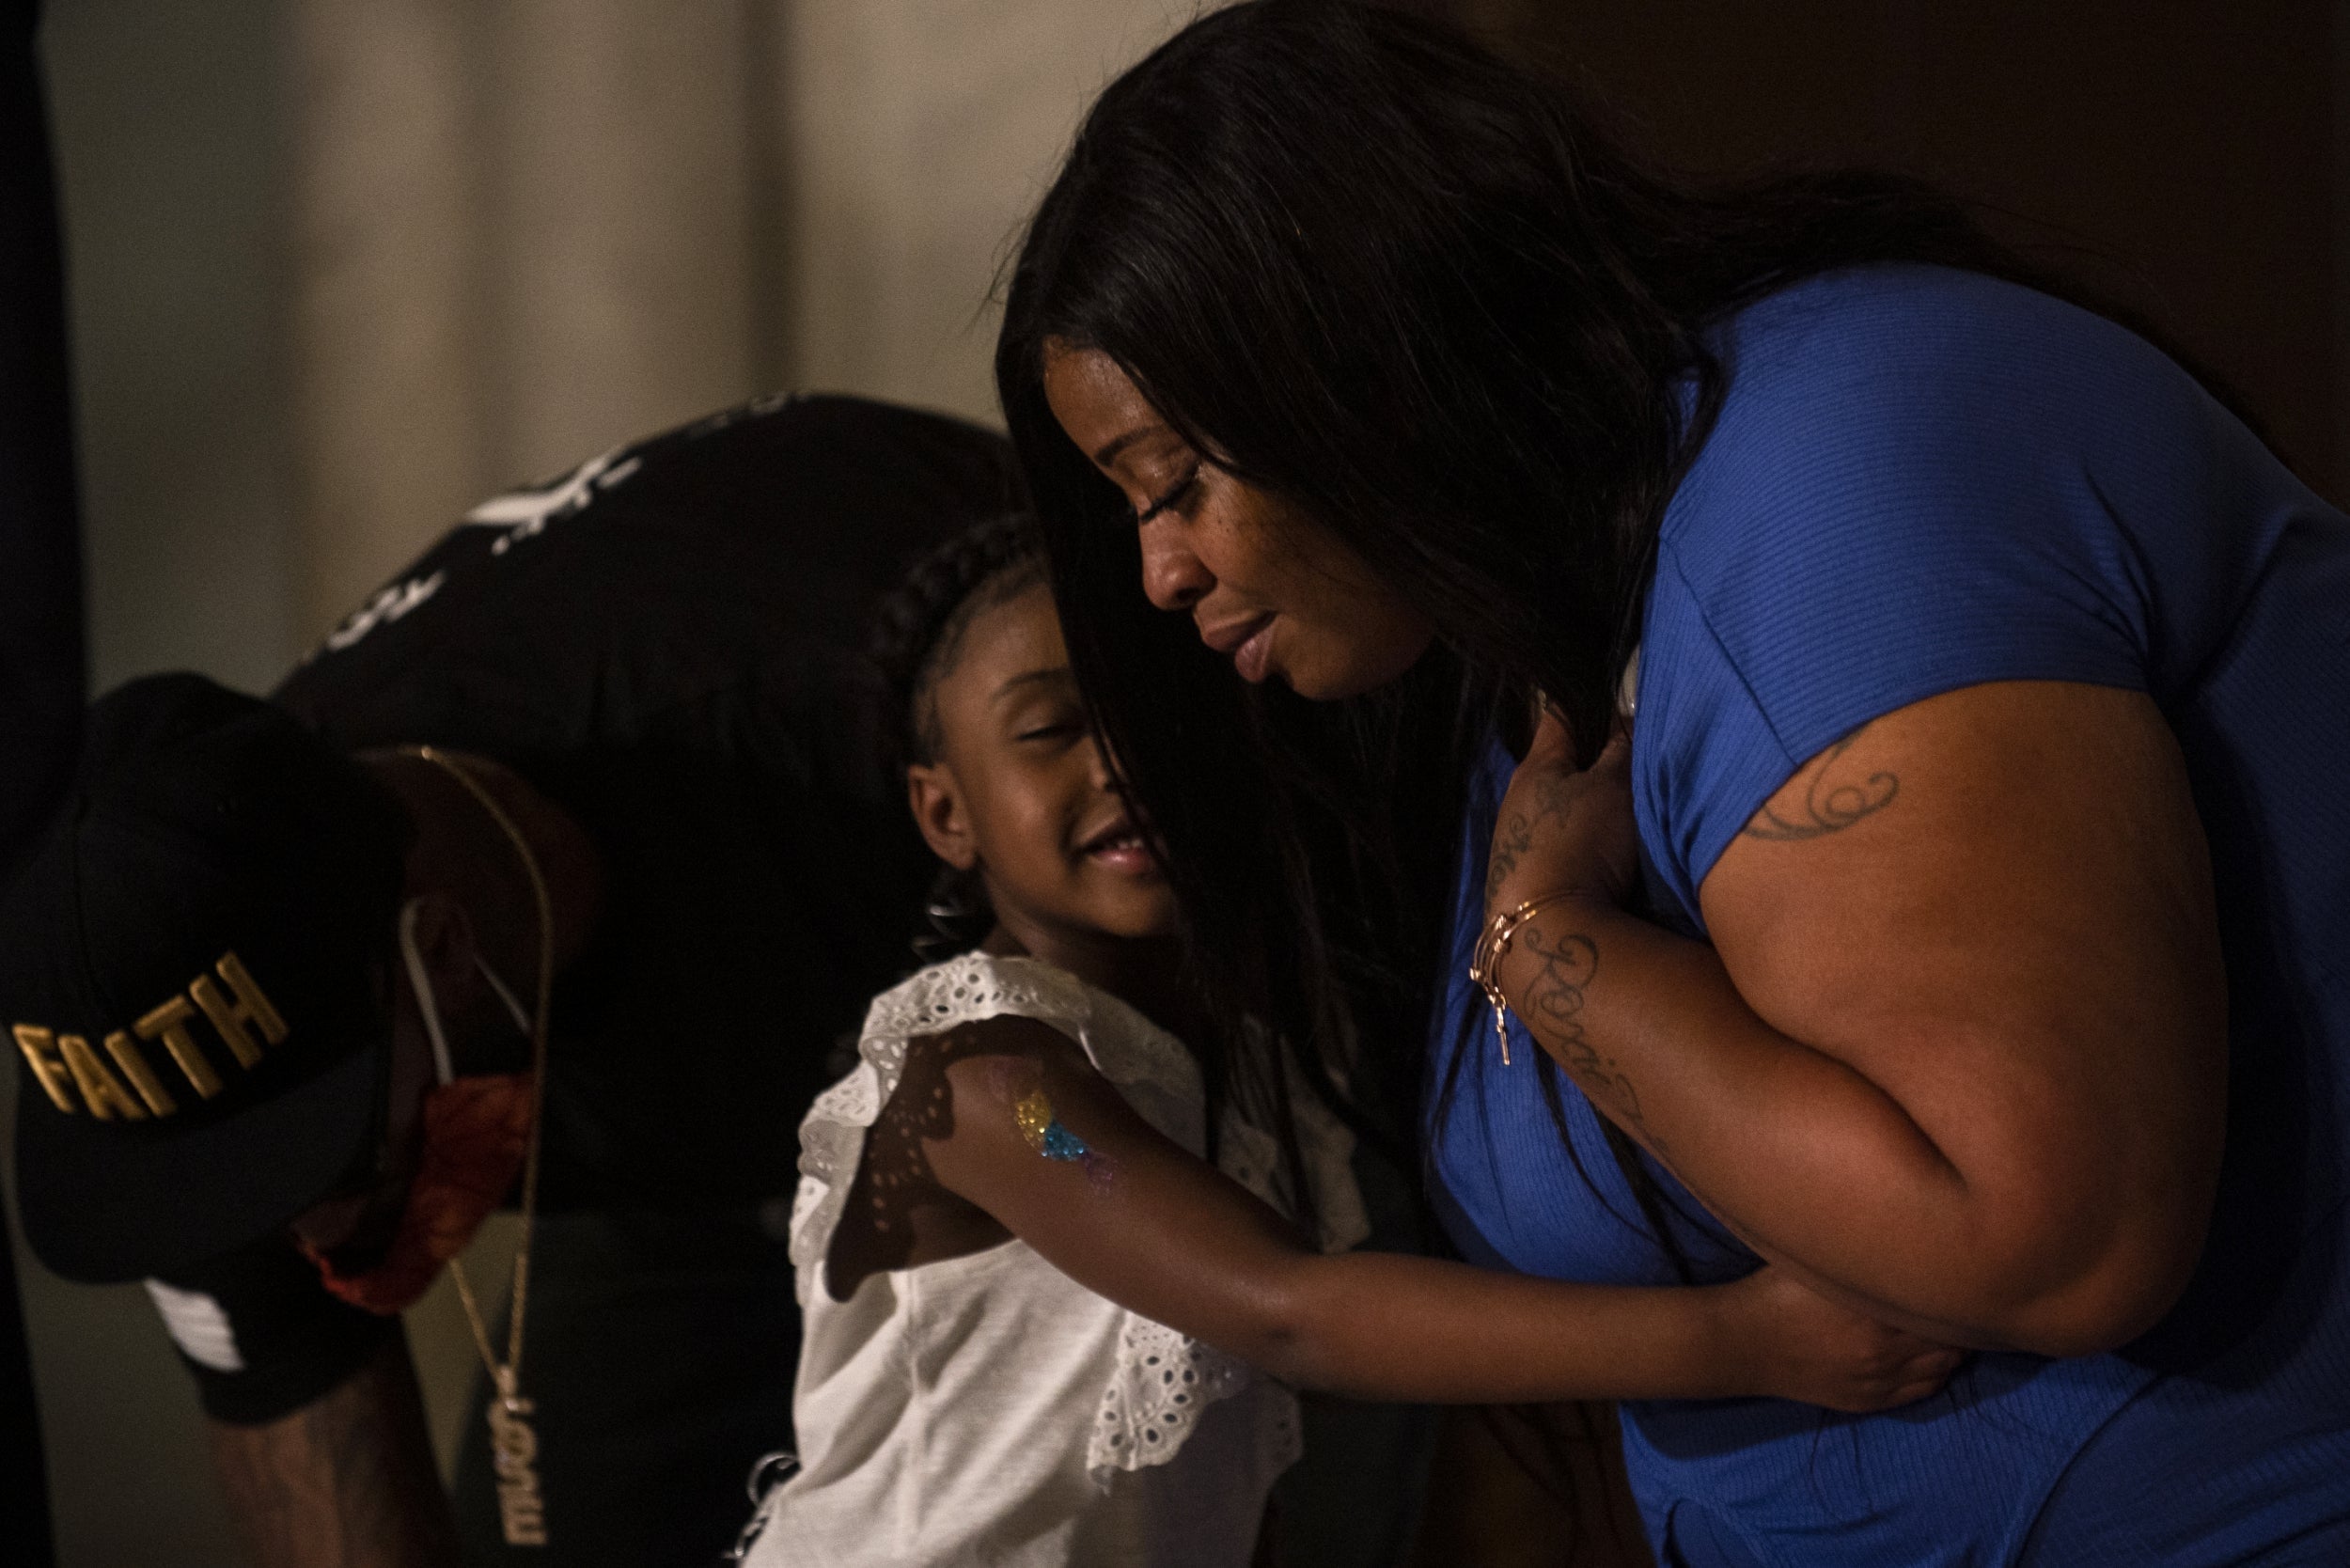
[1010,1085,1117,1190]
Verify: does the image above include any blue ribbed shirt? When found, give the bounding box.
[1426,266,2350,1565]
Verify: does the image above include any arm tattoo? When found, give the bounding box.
[1487,813,1533,902]
[1513,922,1668,1158]
[1486,770,1582,905]
[1743,728,1899,840]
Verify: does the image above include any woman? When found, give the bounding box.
[995,3,2350,1564]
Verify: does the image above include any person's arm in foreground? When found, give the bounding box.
[905,1019,1957,1411]
[1484,681,2226,1357]
[207,1335,459,1568]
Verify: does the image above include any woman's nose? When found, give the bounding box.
[1138,516,1213,611]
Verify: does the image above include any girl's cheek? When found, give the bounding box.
[1015,766,1073,837]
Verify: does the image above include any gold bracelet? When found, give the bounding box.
[1466,892,1582,1067]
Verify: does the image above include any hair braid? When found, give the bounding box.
[865,512,1047,958]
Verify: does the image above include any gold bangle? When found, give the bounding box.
[1466,892,1582,1067]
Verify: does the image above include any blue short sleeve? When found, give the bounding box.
[1445,263,2350,1564]
[1634,266,2290,924]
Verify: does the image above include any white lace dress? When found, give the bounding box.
[740,951,1369,1568]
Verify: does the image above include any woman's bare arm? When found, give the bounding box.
[911,1018,1956,1409]
[1486,680,2227,1356]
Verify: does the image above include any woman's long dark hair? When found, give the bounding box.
[996,0,2251,1200]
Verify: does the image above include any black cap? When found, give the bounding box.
[1,674,411,1282]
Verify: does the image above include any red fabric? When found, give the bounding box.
[303,1073,533,1314]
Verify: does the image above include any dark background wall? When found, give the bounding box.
[1482,0,2345,502]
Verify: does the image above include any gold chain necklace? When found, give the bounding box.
[407,745,555,1548]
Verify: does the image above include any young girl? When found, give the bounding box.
[734,517,1956,1566]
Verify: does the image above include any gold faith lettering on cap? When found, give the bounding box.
[102,1030,179,1118]
[12,1027,79,1114]
[188,951,289,1071]
[135,996,225,1099]
[18,953,295,1123]
[56,1033,149,1121]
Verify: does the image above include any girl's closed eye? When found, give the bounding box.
[1013,717,1086,745]
[998,679,1089,746]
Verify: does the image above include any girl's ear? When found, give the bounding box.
[907,762,979,871]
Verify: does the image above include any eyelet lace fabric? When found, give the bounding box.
[790,949,1367,1484]
[1086,1309,1305,1482]
[791,952,1091,1289]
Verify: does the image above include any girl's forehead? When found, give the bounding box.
[940,583,1068,705]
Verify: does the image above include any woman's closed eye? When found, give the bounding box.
[1130,465,1201,526]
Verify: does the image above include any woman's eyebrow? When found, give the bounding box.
[990,666,1077,705]
[1090,425,1171,468]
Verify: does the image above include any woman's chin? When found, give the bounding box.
[1282,642,1434,701]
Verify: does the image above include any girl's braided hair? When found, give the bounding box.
[866,512,1049,958]
[873,510,1317,1209]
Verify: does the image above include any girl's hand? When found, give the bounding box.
[1715,1267,1966,1414]
[1485,705,1639,920]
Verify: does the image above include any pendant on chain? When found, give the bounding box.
[486,1368,549,1546]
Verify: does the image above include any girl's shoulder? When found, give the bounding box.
[847,949,1206,1139]
[791,951,1097,1301]
[859,949,1095,1053]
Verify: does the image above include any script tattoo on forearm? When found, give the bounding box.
[1487,813,1533,903]
[1487,770,1582,907]
[1514,922,1668,1157]
[1742,727,1899,840]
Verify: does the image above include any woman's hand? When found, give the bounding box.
[1469,682,2226,1357]
[1713,1266,1965,1414]
[1485,706,1639,920]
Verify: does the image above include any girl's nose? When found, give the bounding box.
[1138,516,1213,611]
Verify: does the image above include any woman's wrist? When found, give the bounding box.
[1692,1274,1778,1400]
[1615,1276,1763,1401]
[1489,891,1619,1019]
[1468,889,1607,1068]
[1483,879,1618,930]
